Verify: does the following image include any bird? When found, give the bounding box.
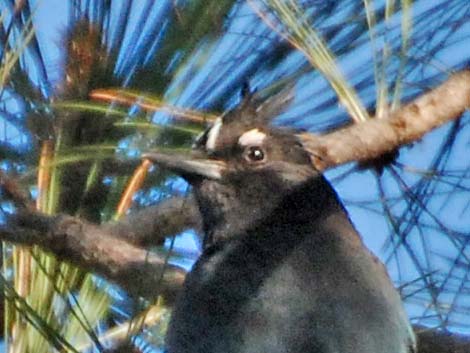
[144,88,417,353]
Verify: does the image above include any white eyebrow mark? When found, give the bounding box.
[206,117,223,151]
[238,128,266,146]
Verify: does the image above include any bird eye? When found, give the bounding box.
[245,146,265,163]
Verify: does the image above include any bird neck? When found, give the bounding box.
[200,175,353,249]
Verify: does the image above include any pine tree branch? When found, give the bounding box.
[416,326,470,353]
[300,70,470,170]
[103,194,201,247]
[1,211,186,301]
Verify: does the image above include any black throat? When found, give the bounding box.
[194,174,347,249]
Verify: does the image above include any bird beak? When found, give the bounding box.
[142,152,226,180]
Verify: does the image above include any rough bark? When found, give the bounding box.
[301,70,470,170]
[2,211,186,301]
[415,326,470,353]
[103,194,201,247]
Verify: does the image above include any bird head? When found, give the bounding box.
[144,89,327,246]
